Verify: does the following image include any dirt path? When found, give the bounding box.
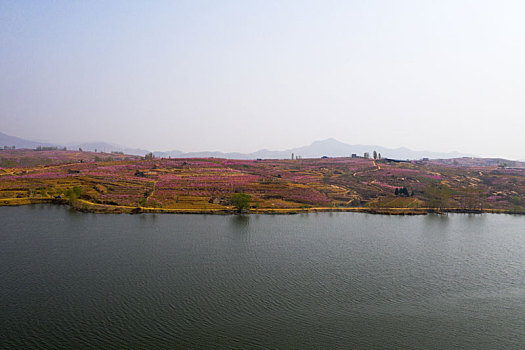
[144,180,158,204]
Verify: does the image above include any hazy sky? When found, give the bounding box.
[1,0,524,158]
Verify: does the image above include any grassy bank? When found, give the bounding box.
[2,197,524,216]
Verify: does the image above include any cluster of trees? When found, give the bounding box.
[457,187,485,210]
[138,197,158,208]
[424,184,451,209]
[94,156,116,162]
[64,186,82,205]
[35,146,68,151]
[364,151,382,159]
[394,187,412,197]
[2,145,15,150]
[35,146,63,151]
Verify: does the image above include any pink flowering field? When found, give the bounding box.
[1,150,525,211]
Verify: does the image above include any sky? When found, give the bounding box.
[1,0,524,159]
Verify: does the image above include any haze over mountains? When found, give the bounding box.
[1,131,471,160]
[153,138,471,160]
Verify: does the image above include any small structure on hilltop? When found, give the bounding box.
[209,197,228,205]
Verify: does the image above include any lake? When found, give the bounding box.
[1,205,524,349]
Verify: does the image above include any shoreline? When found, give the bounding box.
[1,197,524,216]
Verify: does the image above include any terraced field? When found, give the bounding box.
[1,150,524,214]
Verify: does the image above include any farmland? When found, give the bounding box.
[1,150,525,214]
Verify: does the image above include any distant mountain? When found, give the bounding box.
[154,138,471,160]
[0,132,149,155]
[285,138,469,160]
[0,131,57,149]
[0,131,472,160]
[68,142,149,156]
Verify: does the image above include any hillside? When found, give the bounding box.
[1,150,524,214]
[0,149,139,167]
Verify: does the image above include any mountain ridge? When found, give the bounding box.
[0,131,56,149]
[1,131,472,160]
[153,138,471,160]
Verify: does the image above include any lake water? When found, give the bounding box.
[1,205,524,349]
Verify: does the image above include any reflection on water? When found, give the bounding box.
[424,213,450,224]
[139,213,158,222]
[0,205,524,350]
[230,214,250,229]
[465,212,487,222]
